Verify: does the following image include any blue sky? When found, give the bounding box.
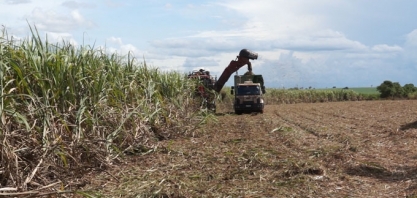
[2,0,417,88]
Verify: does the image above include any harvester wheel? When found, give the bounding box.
[208,101,216,113]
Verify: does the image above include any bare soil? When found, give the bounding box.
[82,100,417,197]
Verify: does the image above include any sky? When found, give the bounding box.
[1,0,417,88]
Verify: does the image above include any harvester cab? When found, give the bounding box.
[187,68,217,112]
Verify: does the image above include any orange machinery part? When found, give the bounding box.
[214,56,251,93]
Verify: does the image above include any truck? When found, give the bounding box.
[188,49,265,114]
[231,74,266,114]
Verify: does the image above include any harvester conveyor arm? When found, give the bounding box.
[214,56,251,93]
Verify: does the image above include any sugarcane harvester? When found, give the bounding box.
[188,49,265,113]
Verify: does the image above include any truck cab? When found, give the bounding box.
[231,75,265,114]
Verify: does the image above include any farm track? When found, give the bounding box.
[83,100,417,197]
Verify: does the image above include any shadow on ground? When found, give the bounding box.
[215,112,234,116]
[215,112,262,116]
[345,164,417,194]
[400,120,417,130]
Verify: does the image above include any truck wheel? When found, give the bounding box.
[260,109,264,114]
[235,110,242,115]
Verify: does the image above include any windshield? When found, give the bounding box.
[237,85,260,95]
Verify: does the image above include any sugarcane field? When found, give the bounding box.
[2,27,417,197]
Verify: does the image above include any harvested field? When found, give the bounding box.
[83,100,417,197]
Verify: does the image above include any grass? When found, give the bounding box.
[220,86,381,106]
[0,26,211,195]
[263,88,380,104]
[347,87,379,94]
[317,87,379,94]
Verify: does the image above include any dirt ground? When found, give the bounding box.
[82,100,417,197]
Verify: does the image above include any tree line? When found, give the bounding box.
[377,80,417,99]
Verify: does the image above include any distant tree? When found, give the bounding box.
[377,80,392,98]
[393,82,403,97]
[376,80,403,98]
[403,83,417,97]
[332,86,336,88]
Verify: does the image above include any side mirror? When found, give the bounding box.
[231,86,234,95]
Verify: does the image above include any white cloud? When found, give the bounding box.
[404,29,417,64]
[104,37,143,59]
[371,44,403,53]
[150,0,369,63]
[2,0,417,87]
[71,10,87,24]
[28,8,95,33]
[5,0,31,4]
[106,37,123,46]
[104,0,125,8]
[216,0,343,37]
[405,29,417,46]
[106,46,135,58]
[45,32,78,45]
[182,57,220,68]
[165,3,172,8]
[119,44,139,56]
[144,0,417,88]
[61,1,95,9]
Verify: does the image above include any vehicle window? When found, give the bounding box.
[237,86,260,95]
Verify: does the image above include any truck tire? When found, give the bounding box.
[235,110,242,115]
